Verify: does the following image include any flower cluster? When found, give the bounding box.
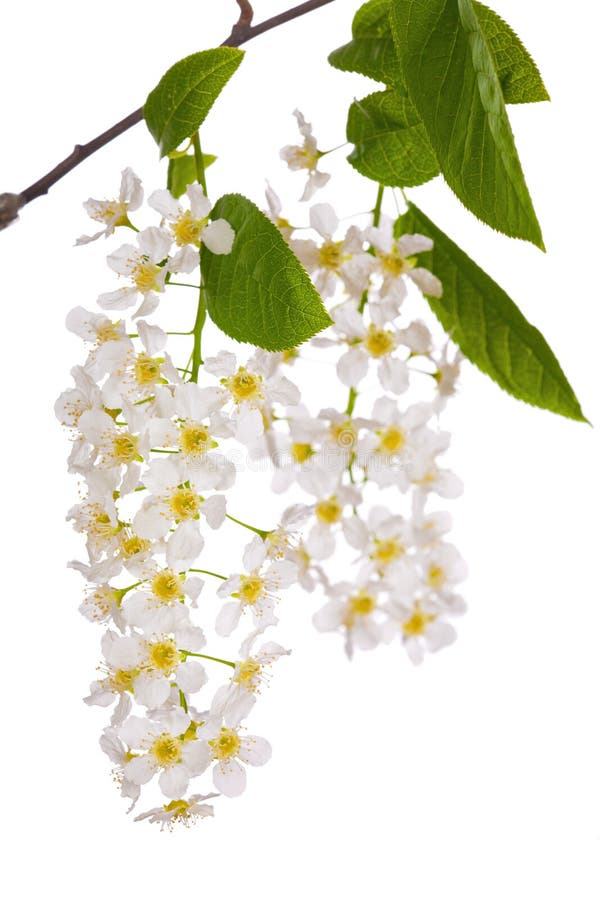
[58,111,466,828]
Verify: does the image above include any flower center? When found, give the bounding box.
[134,354,163,387]
[316,497,342,525]
[96,321,122,344]
[172,211,206,246]
[148,639,179,674]
[225,367,263,403]
[291,442,313,463]
[348,590,376,617]
[163,799,191,819]
[234,658,262,688]
[364,325,395,358]
[379,250,416,277]
[111,431,139,464]
[151,570,184,603]
[402,606,436,637]
[427,565,447,590]
[372,538,405,565]
[330,421,357,449]
[120,534,151,558]
[133,260,162,293]
[378,426,406,454]
[318,240,344,271]
[111,668,137,692]
[239,575,265,606]
[179,423,215,456]
[169,487,201,521]
[210,728,241,760]
[151,734,183,767]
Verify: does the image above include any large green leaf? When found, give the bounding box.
[144,48,244,157]
[329,0,405,88]
[474,3,549,104]
[389,0,544,248]
[347,89,439,187]
[398,203,585,421]
[203,194,332,351]
[330,0,548,105]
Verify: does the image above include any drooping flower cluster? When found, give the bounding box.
[58,111,466,828]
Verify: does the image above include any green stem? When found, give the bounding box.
[373,183,384,228]
[345,387,358,417]
[189,283,207,383]
[189,130,208,384]
[188,568,227,580]
[226,513,271,539]
[182,650,235,669]
[192,132,208,195]
[178,689,188,713]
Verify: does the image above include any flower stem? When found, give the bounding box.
[189,131,209,384]
[226,513,271,539]
[188,568,227,581]
[182,650,235,669]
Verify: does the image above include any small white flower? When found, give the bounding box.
[76,167,143,244]
[98,226,172,316]
[134,793,218,829]
[208,726,272,797]
[280,109,331,201]
[148,182,234,273]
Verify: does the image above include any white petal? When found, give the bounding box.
[337,347,368,388]
[124,755,155,785]
[309,203,338,239]
[203,219,235,254]
[134,673,171,708]
[148,188,181,220]
[159,765,189,799]
[239,736,272,767]
[138,226,173,261]
[215,601,242,637]
[213,760,246,797]
[177,660,207,693]
[167,521,204,570]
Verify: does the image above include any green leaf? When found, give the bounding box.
[474,2,549,104]
[389,0,544,248]
[167,153,217,199]
[202,194,332,351]
[330,0,548,105]
[347,89,439,187]
[144,48,244,157]
[398,203,585,422]
[329,0,405,88]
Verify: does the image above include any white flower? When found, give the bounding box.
[331,302,409,394]
[313,581,382,658]
[292,203,373,299]
[76,167,143,244]
[203,350,300,444]
[122,568,203,633]
[208,726,272,797]
[215,538,297,636]
[383,596,457,665]
[364,217,443,311]
[279,109,331,201]
[118,711,211,799]
[98,226,172,316]
[148,182,234,273]
[211,630,291,726]
[134,793,218,829]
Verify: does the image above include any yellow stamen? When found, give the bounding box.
[151,570,184,603]
[151,734,183,767]
[210,728,241,760]
[364,325,395,358]
[169,487,201,521]
[316,497,342,525]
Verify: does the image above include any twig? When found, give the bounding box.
[0,0,336,232]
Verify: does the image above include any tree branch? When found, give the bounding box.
[0,0,336,232]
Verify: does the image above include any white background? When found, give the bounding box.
[1,1,599,896]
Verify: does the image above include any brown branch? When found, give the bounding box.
[0,0,336,232]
